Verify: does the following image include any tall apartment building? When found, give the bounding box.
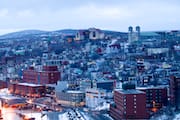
[170,75,180,110]
[110,89,149,120]
[137,86,168,112]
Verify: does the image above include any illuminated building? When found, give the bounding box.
[137,86,168,112]
[23,66,60,85]
[8,82,46,98]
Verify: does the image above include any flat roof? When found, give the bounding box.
[18,83,43,87]
[66,90,84,94]
[137,85,168,90]
[96,80,114,83]
[116,89,145,94]
[0,95,23,100]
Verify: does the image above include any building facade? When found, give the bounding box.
[75,28,104,41]
[170,75,180,110]
[128,26,141,43]
[23,66,60,85]
[56,90,85,107]
[110,89,149,120]
[85,88,106,108]
[0,80,7,89]
[94,80,115,91]
[137,86,168,112]
[8,82,46,98]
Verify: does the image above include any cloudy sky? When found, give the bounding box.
[0,0,179,35]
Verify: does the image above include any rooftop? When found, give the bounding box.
[115,89,145,94]
[0,95,23,100]
[18,82,43,87]
[66,90,84,94]
[137,85,168,90]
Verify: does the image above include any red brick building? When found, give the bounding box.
[0,80,7,89]
[8,82,46,98]
[23,66,60,85]
[137,86,167,112]
[170,75,180,110]
[110,89,149,120]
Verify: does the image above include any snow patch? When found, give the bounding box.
[174,113,180,120]
[95,102,110,111]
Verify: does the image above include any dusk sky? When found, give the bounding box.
[0,0,180,35]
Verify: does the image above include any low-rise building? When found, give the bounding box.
[56,90,85,107]
[8,82,46,98]
[94,80,115,91]
[85,88,106,108]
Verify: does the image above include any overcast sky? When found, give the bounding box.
[0,0,180,35]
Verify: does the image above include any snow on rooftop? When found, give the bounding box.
[137,85,168,90]
[109,39,118,46]
[0,88,23,100]
[174,113,180,120]
[18,82,43,87]
[66,90,84,94]
[0,95,22,100]
[95,102,110,111]
[117,89,145,94]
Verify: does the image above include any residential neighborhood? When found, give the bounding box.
[0,26,180,120]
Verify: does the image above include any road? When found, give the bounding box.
[90,112,112,120]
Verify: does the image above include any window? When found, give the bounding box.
[77,33,79,38]
[93,31,96,38]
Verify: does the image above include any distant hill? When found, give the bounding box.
[0,29,128,40]
[103,30,127,35]
[0,30,48,39]
[54,29,77,35]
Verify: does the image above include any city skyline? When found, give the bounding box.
[0,0,180,35]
